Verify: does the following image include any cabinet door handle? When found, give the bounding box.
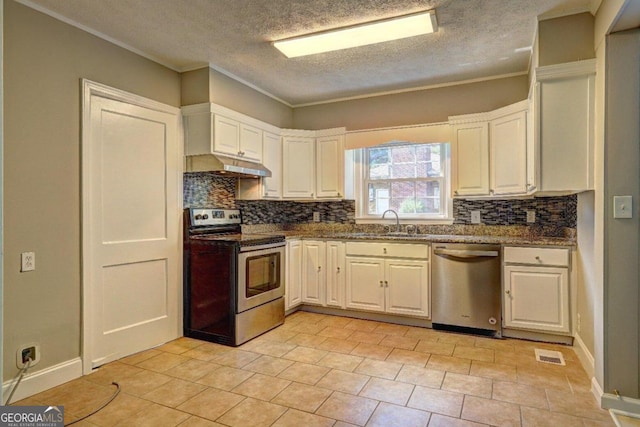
[379,280,383,287]
[454,190,459,196]
[384,280,388,287]
[505,290,511,295]
[336,267,340,273]
[318,266,322,272]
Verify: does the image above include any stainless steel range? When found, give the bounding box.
[183,208,285,346]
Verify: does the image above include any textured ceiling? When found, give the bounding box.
[23,0,597,105]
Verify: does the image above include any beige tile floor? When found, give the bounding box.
[15,312,615,427]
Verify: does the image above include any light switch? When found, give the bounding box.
[613,196,633,219]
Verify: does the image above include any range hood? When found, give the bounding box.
[186,154,272,178]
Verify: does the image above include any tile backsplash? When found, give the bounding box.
[183,173,577,229]
[453,195,577,228]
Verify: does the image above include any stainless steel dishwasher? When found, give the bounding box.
[431,243,502,336]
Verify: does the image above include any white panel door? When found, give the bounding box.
[385,260,430,318]
[503,265,570,334]
[87,93,180,370]
[302,240,325,305]
[345,257,385,312]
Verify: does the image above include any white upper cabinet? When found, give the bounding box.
[533,60,595,194]
[282,128,346,200]
[262,131,282,199]
[451,101,528,197]
[182,103,272,163]
[490,110,528,195]
[451,119,490,196]
[282,135,316,198]
[239,123,263,161]
[316,134,345,198]
[213,115,240,156]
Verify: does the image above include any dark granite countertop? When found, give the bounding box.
[258,230,575,247]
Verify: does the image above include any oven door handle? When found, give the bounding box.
[239,242,286,252]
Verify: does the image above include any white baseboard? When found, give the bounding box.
[602,391,640,415]
[592,376,604,402]
[2,358,82,404]
[573,332,595,378]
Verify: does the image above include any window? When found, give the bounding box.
[358,142,451,221]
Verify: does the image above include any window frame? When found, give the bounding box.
[353,142,453,224]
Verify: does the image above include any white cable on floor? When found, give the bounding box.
[4,358,32,405]
[64,382,120,426]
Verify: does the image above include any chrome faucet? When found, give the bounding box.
[382,209,400,232]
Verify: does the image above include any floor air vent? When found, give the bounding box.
[534,349,566,366]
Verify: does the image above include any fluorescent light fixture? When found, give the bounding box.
[273,10,437,58]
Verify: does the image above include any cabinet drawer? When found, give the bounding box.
[345,242,429,259]
[504,246,569,266]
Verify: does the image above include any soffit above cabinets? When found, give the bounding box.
[23,0,597,106]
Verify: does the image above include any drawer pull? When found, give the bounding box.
[434,249,499,258]
[383,248,387,254]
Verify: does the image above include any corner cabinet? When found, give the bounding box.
[282,135,316,198]
[281,128,345,200]
[345,242,430,318]
[503,246,571,335]
[316,135,345,198]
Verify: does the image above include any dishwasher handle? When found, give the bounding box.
[433,248,499,258]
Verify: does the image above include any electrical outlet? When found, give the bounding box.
[21,252,35,272]
[526,210,536,223]
[16,343,40,368]
[313,212,320,222]
[470,211,481,224]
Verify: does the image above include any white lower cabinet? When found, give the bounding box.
[503,246,570,334]
[345,257,386,312]
[345,253,430,318]
[298,240,346,308]
[385,259,430,318]
[285,240,302,310]
[325,241,346,308]
[302,240,326,305]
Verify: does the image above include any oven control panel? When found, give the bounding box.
[190,208,242,226]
